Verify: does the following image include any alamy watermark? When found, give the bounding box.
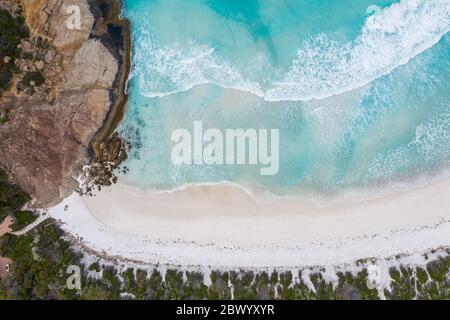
[66,5,81,30]
[171,121,280,176]
[66,265,81,290]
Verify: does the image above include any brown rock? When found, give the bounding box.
[44,48,56,64]
[35,60,45,70]
[64,39,118,90]
[0,0,125,207]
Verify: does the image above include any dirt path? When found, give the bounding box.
[0,216,14,237]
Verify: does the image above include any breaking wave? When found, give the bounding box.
[132,0,450,101]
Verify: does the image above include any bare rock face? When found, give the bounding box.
[0,0,123,207]
[64,39,118,90]
[67,89,112,147]
[22,0,94,53]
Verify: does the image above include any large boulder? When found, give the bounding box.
[0,0,123,207]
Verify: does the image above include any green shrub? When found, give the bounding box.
[22,51,33,60]
[0,168,30,222]
[10,210,37,231]
[0,108,10,124]
[0,9,29,58]
[0,67,12,90]
[88,262,101,272]
[0,9,30,96]
[21,71,45,87]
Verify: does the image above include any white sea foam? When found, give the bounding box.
[133,0,449,102]
[265,0,450,101]
[134,39,264,98]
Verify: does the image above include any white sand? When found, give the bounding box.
[48,177,450,268]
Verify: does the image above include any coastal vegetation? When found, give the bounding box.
[0,222,82,299]
[0,167,449,300]
[0,169,30,223]
[0,8,29,97]
[9,210,36,232]
[19,71,45,89]
[1,228,448,300]
[0,0,448,301]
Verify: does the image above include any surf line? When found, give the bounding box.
[171,121,280,176]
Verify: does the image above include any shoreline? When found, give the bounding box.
[48,177,450,268]
[90,0,131,158]
[0,0,133,207]
[1,0,449,300]
[30,0,449,270]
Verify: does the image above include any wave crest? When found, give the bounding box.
[133,0,450,101]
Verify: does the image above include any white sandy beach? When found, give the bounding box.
[48,177,450,268]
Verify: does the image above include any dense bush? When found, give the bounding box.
[0,9,29,59]
[0,168,30,222]
[0,223,82,299]
[10,211,37,232]
[0,9,29,97]
[20,71,45,87]
[0,66,12,91]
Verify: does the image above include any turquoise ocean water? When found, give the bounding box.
[119,0,450,199]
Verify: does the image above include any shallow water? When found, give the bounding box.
[119,0,450,198]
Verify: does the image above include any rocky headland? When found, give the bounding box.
[0,0,130,207]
